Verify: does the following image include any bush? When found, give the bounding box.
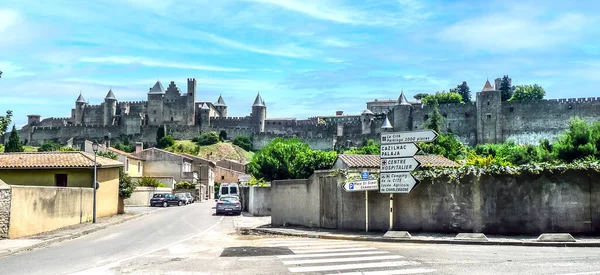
[464,152,512,167]
[39,142,61,152]
[175,181,196,189]
[98,151,118,160]
[233,136,253,151]
[509,84,545,101]
[247,176,268,187]
[138,177,166,187]
[113,143,134,153]
[553,117,597,162]
[345,139,380,155]
[195,132,219,146]
[219,130,227,142]
[419,133,468,161]
[157,135,175,149]
[59,147,78,152]
[422,91,463,105]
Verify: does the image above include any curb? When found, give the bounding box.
[247,228,600,248]
[0,210,156,258]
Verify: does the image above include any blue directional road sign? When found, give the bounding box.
[361,171,369,180]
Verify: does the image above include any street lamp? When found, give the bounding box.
[92,140,99,224]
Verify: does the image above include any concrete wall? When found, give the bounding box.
[248,187,271,216]
[96,168,120,218]
[271,175,321,228]
[0,169,93,187]
[0,180,10,239]
[124,187,172,206]
[8,185,94,239]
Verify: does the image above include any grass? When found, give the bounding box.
[0,145,38,153]
[167,140,253,162]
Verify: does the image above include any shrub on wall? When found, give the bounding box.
[138,177,167,188]
[175,181,196,189]
[195,132,219,146]
[421,91,463,105]
[39,142,61,152]
[98,151,118,160]
[233,136,253,151]
[157,135,175,149]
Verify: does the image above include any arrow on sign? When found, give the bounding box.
[342,180,379,192]
[381,130,438,144]
[379,172,419,194]
[380,157,421,173]
[380,143,420,159]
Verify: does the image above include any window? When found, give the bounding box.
[137,162,141,174]
[55,174,67,187]
[509,107,514,112]
[487,101,490,105]
[465,112,470,118]
[125,159,129,174]
[221,175,225,180]
[443,113,447,118]
[171,117,174,121]
[486,114,492,119]
[153,110,157,114]
[424,115,429,120]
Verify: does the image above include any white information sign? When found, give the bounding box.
[380,143,420,159]
[379,172,419,194]
[381,130,438,144]
[342,180,379,192]
[380,157,420,173]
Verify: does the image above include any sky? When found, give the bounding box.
[1,0,600,127]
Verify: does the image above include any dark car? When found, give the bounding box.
[215,195,242,215]
[150,193,184,207]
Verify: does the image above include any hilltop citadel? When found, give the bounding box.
[13,77,600,150]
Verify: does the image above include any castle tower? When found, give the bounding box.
[251,92,266,133]
[476,79,502,143]
[147,81,165,126]
[27,114,41,126]
[199,103,210,131]
[214,94,228,117]
[187,78,197,125]
[392,91,412,132]
[381,114,393,132]
[103,88,117,126]
[361,109,374,134]
[73,92,87,125]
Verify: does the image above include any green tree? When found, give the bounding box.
[451,81,471,103]
[157,135,175,149]
[553,117,596,162]
[219,130,227,142]
[113,143,134,153]
[290,150,338,179]
[425,103,443,134]
[499,75,513,101]
[413,93,429,101]
[156,125,166,145]
[233,136,253,151]
[0,110,12,137]
[39,141,61,152]
[509,84,545,101]
[419,104,468,160]
[5,125,23,153]
[195,132,219,146]
[98,151,118,159]
[422,91,463,105]
[345,139,380,155]
[98,151,136,198]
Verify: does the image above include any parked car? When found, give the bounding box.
[184,192,194,203]
[215,195,242,215]
[150,193,185,207]
[175,193,191,205]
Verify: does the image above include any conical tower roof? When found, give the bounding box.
[253,92,265,107]
[482,79,495,92]
[381,115,393,129]
[214,95,226,106]
[200,103,210,110]
[361,109,374,115]
[148,81,165,94]
[76,92,86,104]
[105,89,116,100]
[395,91,411,106]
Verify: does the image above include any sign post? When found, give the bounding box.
[380,129,438,230]
[341,171,378,232]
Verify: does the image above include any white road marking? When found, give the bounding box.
[325,268,437,275]
[556,272,600,275]
[70,216,225,274]
[277,251,390,259]
[290,245,364,250]
[267,241,349,247]
[292,247,377,254]
[288,261,421,273]
[283,255,404,265]
[262,238,322,243]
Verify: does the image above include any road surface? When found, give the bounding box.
[2,202,600,274]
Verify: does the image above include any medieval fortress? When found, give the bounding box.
[14,77,600,150]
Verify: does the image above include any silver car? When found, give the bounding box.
[215,195,241,215]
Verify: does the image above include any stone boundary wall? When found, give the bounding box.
[0,180,10,239]
[124,187,173,206]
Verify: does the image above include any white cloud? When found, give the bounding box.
[439,11,592,51]
[324,58,345,63]
[0,61,36,78]
[201,32,317,58]
[78,56,246,72]
[323,38,352,48]
[0,9,19,32]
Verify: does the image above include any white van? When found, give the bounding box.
[218,183,239,199]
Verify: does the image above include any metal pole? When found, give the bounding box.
[389,194,394,230]
[93,152,97,223]
[365,191,369,232]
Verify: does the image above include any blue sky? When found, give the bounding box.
[1,0,599,127]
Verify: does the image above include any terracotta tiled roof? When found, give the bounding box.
[181,153,216,167]
[482,79,495,92]
[336,154,459,168]
[0,152,124,169]
[107,147,144,160]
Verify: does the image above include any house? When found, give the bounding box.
[108,147,144,177]
[131,147,196,186]
[332,154,459,171]
[216,159,248,173]
[0,151,123,238]
[181,153,215,200]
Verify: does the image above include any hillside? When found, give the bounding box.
[167,140,253,162]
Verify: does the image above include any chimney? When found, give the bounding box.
[135,142,143,153]
[336,111,344,116]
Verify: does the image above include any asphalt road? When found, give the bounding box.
[2,202,600,275]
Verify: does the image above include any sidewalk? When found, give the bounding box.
[235,215,600,247]
[0,207,157,257]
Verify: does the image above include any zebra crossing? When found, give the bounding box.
[263,237,437,274]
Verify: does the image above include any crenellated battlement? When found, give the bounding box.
[210,116,250,121]
[549,97,600,103]
[118,101,147,105]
